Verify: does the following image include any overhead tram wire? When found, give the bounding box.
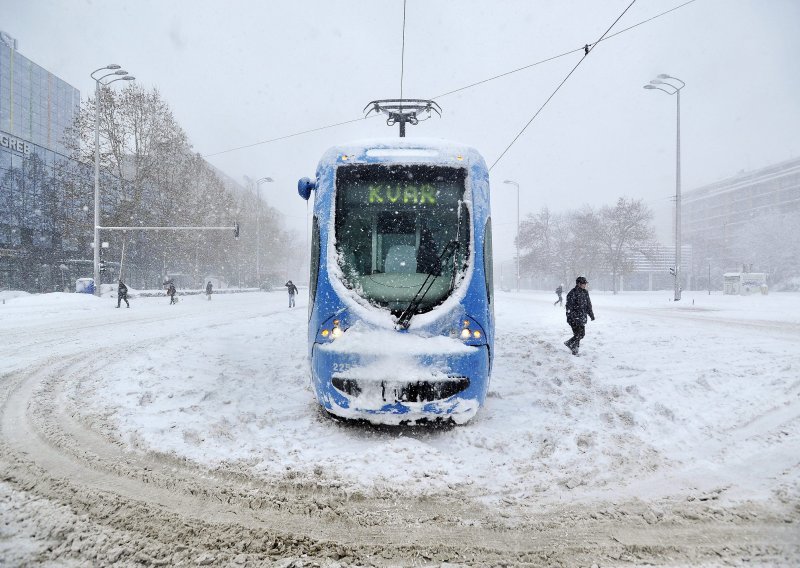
[400,0,407,100]
[201,0,694,160]
[202,116,371,158]
[432,0,697,101]
[489,0,638,172]
[433,47,583,100]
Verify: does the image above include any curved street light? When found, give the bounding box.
[644,73,685,301]
[502,179,520,292]
[255,177,274,284]
[90,65,135,295]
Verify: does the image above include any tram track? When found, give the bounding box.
[1,299,798,565]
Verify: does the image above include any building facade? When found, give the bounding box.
[1,32,80,155]
[625,244,692,291]
[0,32,93,291]
[681,156,800,289]
[683,156,800,250]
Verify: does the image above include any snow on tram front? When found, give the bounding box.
[298,138,495,424]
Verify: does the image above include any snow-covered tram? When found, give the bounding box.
[297,138,495,424]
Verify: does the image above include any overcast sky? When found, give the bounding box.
[5,0,800,263]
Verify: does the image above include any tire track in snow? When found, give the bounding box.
[1,296,798,565]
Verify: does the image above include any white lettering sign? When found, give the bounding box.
[0,133,33,156]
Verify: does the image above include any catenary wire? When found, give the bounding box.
[433,0,696,100]
[202,116,370,158]
[400,0,407,100]
[489,0,638,172]
[202,0,693,160]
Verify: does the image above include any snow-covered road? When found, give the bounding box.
[1,289,798,566]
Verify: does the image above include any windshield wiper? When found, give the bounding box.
[395,240,460,330]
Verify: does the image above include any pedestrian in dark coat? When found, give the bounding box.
[285,280,298,308]
[554,284,564,306]
[167,283,177,305]
[205,281,213,300]
[564,276,594,355]
[116,280,130,308]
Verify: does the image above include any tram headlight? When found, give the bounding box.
[321,319,344,341]
[455,317,485,342]
[459,319,471,340]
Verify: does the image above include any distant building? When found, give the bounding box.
[625,244,692,291]
[638,157,800,291]
[682,156,800,252]
[1,33,86,291]
[1,31,80,155]
[679,156,800,289]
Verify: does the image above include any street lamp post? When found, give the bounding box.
[502,179,520,292]
[255,177,274,285]
[644,73,685,301]
[91,65,135,295]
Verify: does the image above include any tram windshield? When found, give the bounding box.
[335,164,470,314]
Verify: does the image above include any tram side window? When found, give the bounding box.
[484,218,494,304]
[309,216,321,307]
[450,202,471,281]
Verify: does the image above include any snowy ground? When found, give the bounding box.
[0,288,798,566]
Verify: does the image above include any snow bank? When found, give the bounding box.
[0,290,31,302]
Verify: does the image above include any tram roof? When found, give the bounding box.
[318,137,486,169]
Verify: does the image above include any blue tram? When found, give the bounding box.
[298,138,494,424]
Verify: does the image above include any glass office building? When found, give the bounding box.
[0,31,80,155]
[0,32,91,291]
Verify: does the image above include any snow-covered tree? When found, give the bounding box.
[594,198,655,294]
[517,199,654,292]
[64,84,287,288]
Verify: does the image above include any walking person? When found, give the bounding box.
[167,283,177,305]
[564,276,594,356]
[205,281,213,301]
[116,279,130,308]
[554,283,564,306]
[285,280,298,308]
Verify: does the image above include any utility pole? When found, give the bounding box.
[90,64,135,295]
[644,73,685,301]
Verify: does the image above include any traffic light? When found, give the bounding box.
[99,260,107,273]
[669,267,675,276]
[233,222,240,240]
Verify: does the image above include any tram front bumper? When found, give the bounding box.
[311,342,489,425]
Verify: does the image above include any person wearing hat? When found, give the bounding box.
[116,279,130,308]
[285,280,299,308]
[564,276,594,355]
